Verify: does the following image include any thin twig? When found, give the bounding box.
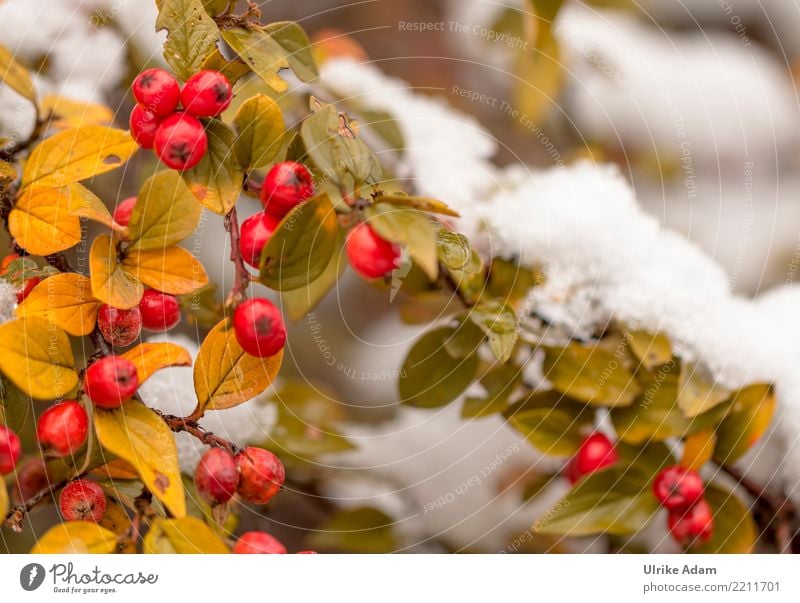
[223,206,250,309]
[155,410,240,454]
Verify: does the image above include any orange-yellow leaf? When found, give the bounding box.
[193,319,283,415]
[94,400,186,518]
[122,245,208,295]
[67,183,115,229]
[31,522,117,554]
[681,429,716,471]
[40,95,114,130]
[90,234,143,309]
[22,126,137,188]
[143,517,229,554]
[8,186,82,255]
[0,317,78,400]
[16,273,101,336]
[120,342,192,384]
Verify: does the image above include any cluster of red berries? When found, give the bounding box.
[129,68,232,170]
[653,465,713,547]
[0,253,39,304]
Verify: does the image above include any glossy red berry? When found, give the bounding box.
[83,356,139,408]
[138,289,181,331]
[239,211,280,268]
[180,70,233,118]
[233,531,287,554]
[0,425,21,475]
[346,223,401,280]
[37,401,89,457]
[12,458,50,504]
[259,161,314,217]
[667,499,713,547]
[59,479,107,523]
[113,197,137,227]
[98,304,142,347]
[16,276,40,304]
[129,104,161,149]
[235,447,285,504]
[566,433,618,484]
[154,112,208,171]
[653,465,704,512]
[195,448,239,505]
[132,68,180,116]
[232,298,286,358]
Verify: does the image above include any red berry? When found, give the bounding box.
[37,401,89,457]
[16,276,40,304]
[239,211,280,268]
[138,289,181,331]
[180,70,233,118]
[0,425,21,475]
[195,448,239,505]
[129,104,161,149]
[12,458,50,504]
[233,531,287,554]
[98,304,142,347]
[667,499,714,547]
[59,479,107,523]
[83,356,139,408]
[113,197,137,226]
[653,465,705,511]
[154,112,208,171]
[259,161,314,216]
[346,223,401,280]
[232,298,286,358]
[0,252,18,274]
[235,447,285,504]
[132,68,180,116]
[566,433,618,484]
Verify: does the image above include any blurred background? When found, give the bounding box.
[2,0,800,553]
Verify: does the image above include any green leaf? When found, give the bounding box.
[221,27,290,93]
[365,203,438,281]
[259,193,339,291]
[301,99,382,187]
[156,0,221,79]
[143,517,229,553]
[693,483,756,553]
[0,376,34,434]
[677,362,731,418]
[200,48,251,86]
[543,343,641,407]
[713,383,776,464]
[462,363,521,418]
[399,327,479,408]
[610,359,689,444]
[436,228,471,270]
[201,0,230,16]
[129,170,201,250]
[488,257,542,305]
[468,300,519,363]
[627,329,672,371]
[0,44,36,102]
[309,507,396,553]
[232,93,286,169]
[182,119,243,215]
[509,407,587,456]
[262,21,319,82]
[282,231,345,321]
[534,461,660,536]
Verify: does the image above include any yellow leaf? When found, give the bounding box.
[122,245,208,295]
[8,186,82,255]
[31,521,118,554]
[193,319,283,415]
[129,170,201,251]
[143,517,229,553]
[90,234,144,309]
[40,95,114,130]
[99,500,133,537]
[0,44,36,102]
[16,273,101,336]
[681,429,716,471]
[120,342,192,384]
[0,317,77,400]
[67,183,115,229]
[0,480,8,520]
[94,400,186,518]
[22,126,138,188]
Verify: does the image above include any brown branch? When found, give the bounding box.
[223,206,250,309]
[117,487,154,552]
[155,410,239,455]
[3,476,74,531]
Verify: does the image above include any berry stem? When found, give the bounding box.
[155,410,239,454]
[3,476,77,531]
[223,206,251,309]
